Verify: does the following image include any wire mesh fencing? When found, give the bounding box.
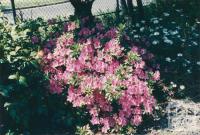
[0,0,154,23]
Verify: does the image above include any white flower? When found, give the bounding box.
[192,41,198,46]
[186,60,191,64]
[134,35,139,38]
[154,32,160,36]
[165,57,171,62]
[153,20,159,24]
[152,40,159,45]
[176,26,181,30]
[183,63,187,67]
[177,53,183,57]
[197,61,200,65]
[163,29,168,35]
[187,69,192,73]
[176,9,182,12]
[150,28,154,32]
[194,33,199,37]
[141,20,145,23]
[136,23,140,27]
[173,84,177,88]
[164,38,173,45]
[181,39,186,42]
[180,85,185,90]
[140,27,145,32]
[170,30,178,35]
[163,12,170,16]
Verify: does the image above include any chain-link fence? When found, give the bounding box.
[0,0,154,23]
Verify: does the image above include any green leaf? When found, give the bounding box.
[30,60,39,68]
[8,74,17,80]
[7,55,11,62]
[0,85,12,97]
[19,76,28,86]
[15,46,21,52]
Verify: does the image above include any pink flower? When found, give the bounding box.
[131,115,142,126]
[153,71,160,81]
[31,36,39,44]
[91,117,100,125]
[79,28,92,36]
[49,79,63,94]
[41,22,159,133]
[96,23,104,31]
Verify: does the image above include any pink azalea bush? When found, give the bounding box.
[41,21,160,133]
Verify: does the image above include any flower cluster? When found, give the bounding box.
[42,21,160,133]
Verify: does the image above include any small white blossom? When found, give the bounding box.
[154,32,160,36]
[152,40,159,45]
[140,27,145,32]
[180,85,185,90]
[197,61,200,65]
[134,35,139,38]
[153,20,159,24]
[192,41,198,46]
[173,84,177,88]
[141,20,145,23]
[186,60,191,64]
[164,38,173,45]
[177,53,183,57]
[165,57,171,62]
[170,30,178,35]
[136,23,140,27]
[187,69,192,74]
[163,12,170,16]
[176,9,182,12]
[181,39,186,42]
[163,29,168,34]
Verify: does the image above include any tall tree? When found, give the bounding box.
[136,0,144,18]
[69,0,95,18]
[120,0,134,21]
[120,0,128,14]
[127,0,134,17]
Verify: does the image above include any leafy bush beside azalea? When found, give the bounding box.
[0,15,89,134]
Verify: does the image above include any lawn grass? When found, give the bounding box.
[0,0,67,10]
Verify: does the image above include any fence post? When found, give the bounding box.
[116,0,120,20]
[10,0,16,24]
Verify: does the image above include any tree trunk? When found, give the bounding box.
[120,0,128,14]
[116,0,120,19]
[69,0,94,18]
[136,0,144,19]
[127,0,134,20]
